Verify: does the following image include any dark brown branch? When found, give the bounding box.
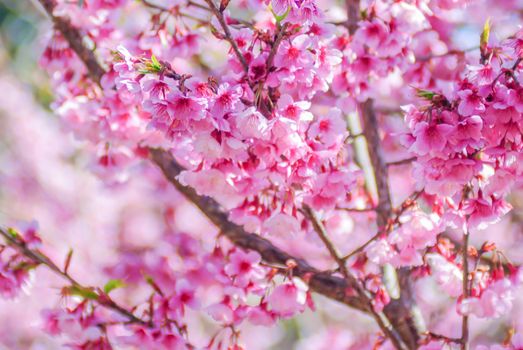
[266,23,288,73]
[34,0,368,314]
[38,0,105,83]
[346,0,360,34]
[0,227,147,326]
[149,149,368,311]
[361,100,392,228]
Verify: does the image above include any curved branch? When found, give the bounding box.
[0,227,147,326]
[149,149,368,311]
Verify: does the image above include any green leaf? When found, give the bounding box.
[68,285,99,300]
[481,18,491,49]
[151,55,160,68]
[103,279,126,294]
[140,55,163,74]
[6,228,20,240]
[270,4,290,24]
[416,88,437,101]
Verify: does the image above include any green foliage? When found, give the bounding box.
[103,279,126,294]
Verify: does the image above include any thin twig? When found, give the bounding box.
[0,227,147,326]
[387,157,417,167]
[341,191,422,261]
[461,228,470,350]
[266,23,288,73]
[302,206,405,350]
[141,0,170,11]
[336,207,376,213]
[202,0,249,72]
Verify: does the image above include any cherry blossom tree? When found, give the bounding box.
[1,0,523,349]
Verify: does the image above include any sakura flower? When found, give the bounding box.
[166,91,207,122]
[268,279,308,318]
[464,196,512,231]
[274,35,314,70]
[206,301,234,324]
[178,169,242,208]
[426,253,462,297]
[224,250,265,286]
[365,239,397,265]
[211,83,243,117]
[277,94,313,122]
[305,169,355,210]
[307,109,347,148]
[233,107,269,140]
[169,279,199,314]
[410,121,454,155]
[459,278,515,318]
[354,19,388,51]
[457,90,485,116]
[263,212,300,236]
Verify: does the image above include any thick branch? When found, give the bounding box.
[35,0,418,343]
[346,0,360,34]
[149,149,368,311]
[39,0,105,83]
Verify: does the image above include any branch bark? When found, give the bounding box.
[150,149,368,311]
[360,100,421,349]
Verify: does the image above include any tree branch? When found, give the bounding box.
[461,229,470,350]
[202,0,249,73]
[342,191,422,261]
[149,149,368,312]
[0,227,147,326]
[302,206,405,350]
[360,100,421,349]
[346,0,360,34]
[38,0,106,83]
